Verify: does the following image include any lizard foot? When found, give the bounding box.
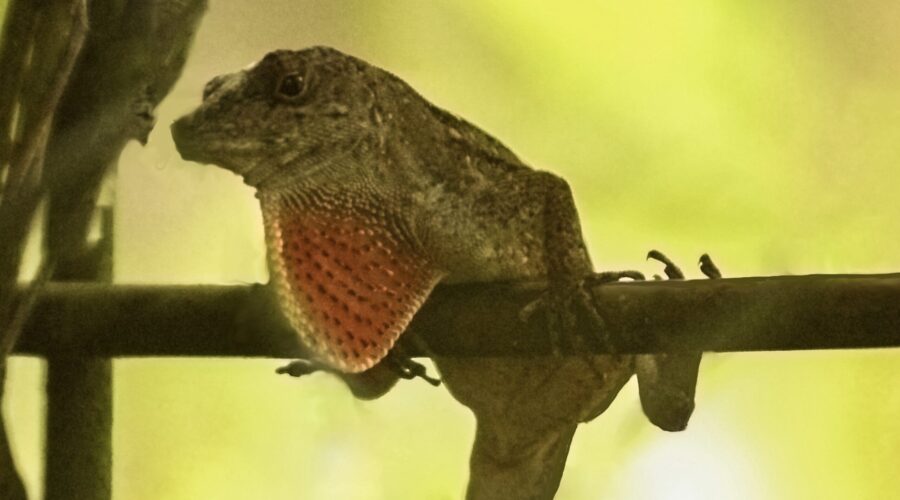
[277,354,441,387]
[386,349,442,387]
[520,271,645,355]
[278,354,440,387]
[276,359,327,378]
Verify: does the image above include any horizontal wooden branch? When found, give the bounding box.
[13,274,900,358]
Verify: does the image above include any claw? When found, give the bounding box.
[386,351,441,386]
[647,250,684,280]
[699,253,722,279]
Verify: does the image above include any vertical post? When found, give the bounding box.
[35,0,206,494]
[44,207,114,500]
[44,360,112,500]
[0,362,28,500]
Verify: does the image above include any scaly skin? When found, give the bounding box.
[171,47,696,499]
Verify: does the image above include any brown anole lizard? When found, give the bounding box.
[171,47,700,499]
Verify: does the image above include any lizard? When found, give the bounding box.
[171,46,700,499]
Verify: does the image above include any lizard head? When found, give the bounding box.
[171,46,387,188]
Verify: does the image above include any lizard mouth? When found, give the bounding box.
[170,114,210,164]
[171,114,250,178]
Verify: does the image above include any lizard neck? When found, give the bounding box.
[246,125,388,191]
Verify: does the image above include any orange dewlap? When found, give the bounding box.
[267,208,443,372]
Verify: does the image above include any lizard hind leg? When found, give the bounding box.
[636,250,722,431]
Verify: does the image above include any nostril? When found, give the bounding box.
[202,75,227,100]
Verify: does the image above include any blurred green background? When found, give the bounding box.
[5,0,900,498]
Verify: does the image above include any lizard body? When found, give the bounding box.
[172,47,695,499]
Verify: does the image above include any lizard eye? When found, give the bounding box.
[276,73,307,100]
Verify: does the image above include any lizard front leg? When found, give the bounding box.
[524,171,640,353]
